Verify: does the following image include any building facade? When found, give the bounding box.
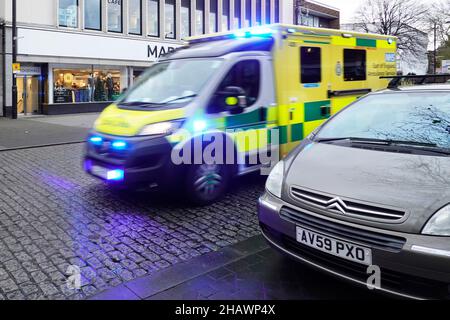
[294,0,339,29]
[0,0,293,117]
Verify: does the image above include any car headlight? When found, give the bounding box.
[266,161,285,198]
[422,205,450,236]
[138,121,182,136]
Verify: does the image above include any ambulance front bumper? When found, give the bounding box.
[83,131,181,187]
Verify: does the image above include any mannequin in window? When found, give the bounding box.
[88,73,95,102]
[94,73,106,102]
[106,73,114,101]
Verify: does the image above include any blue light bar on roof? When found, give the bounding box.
[233,27,274,38]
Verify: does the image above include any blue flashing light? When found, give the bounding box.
[233,27,273,39]
[250,27,273,36]
[193,120,207,132]
[111,140,128,150]
[89,136,103,145]
[233,30,248,38]
[107,169,125,181]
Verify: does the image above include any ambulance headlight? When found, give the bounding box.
[266,161,285,198]
[138,121,182,136]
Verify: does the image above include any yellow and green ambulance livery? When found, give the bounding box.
[84,24,397,205]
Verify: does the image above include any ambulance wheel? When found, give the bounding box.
[185,163,231,206]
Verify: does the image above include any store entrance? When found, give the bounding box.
[17,76,39,115]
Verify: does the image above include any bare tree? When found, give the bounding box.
[355,0,429,58]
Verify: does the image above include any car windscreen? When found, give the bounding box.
[119,58,223,108]
[316,92,450,150]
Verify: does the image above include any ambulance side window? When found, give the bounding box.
[208,60,261,114]
[300,47,321,84]
[344,49,367,81]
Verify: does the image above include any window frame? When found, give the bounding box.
[165,0,176,39]
[107,0,124,33]
[148,0,160,37]
[300,46,322,84]
[343,49,367,82]
[128,0,143,35]
[207,59,262,114]
[84,0,102,31]
[234,0,241,29]
[58,0,79,29]
[222,0,230,31]
[196,0,205,35]
[209,0,218,33]
[180,0,191,39]
[265,0,271,24]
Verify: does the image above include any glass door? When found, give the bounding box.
[16,76,40,115]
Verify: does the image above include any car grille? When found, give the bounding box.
[261,223,450,300]
[290,187,406,222]
[280,206,406,252]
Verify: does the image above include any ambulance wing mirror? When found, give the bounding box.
[220,86,247,115]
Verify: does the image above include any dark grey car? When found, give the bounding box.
[258,85,450,300]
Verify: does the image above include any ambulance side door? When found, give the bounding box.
[206,55,276,169]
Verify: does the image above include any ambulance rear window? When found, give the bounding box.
[300,46,321,84]
[344,49,367,81]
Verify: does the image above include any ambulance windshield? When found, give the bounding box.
[119,59,223,108]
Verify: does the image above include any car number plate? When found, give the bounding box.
[91,165,109,179]
[296,226,372,265]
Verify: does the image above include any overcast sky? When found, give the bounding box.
[317,0,364,23]
[319,0,439,23]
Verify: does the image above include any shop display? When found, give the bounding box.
[53,69,121,103]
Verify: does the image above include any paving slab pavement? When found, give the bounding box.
[0,113,99,150]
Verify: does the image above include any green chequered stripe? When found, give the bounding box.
[304,100,331,122]
[291,123,304,142]
[356,38,377,48]
[268,126,288,145]
[304,40,331,45]
[226,108,267,128]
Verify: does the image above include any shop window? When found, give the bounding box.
[53,69,121,103]
[222,0,230,31]
[265,0,271,24]
[234,0,241,29]
[210,0,218,33]
[129,0,142,35]
[59,0,78,28]
[301,47,321,84]
[148,0,160,37]
[245,0,251,27]
[209,60,260,113]
[344,49,367,81]
[108,0,123,33]
[256,0,261,26]
[165,0,176,38]
[84,0,101,30]
[181,0,191,39]
[196,0,205,35]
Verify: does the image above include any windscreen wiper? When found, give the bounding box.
[315,137,391,145]
[119,101,160,107]
[161,94,198,104]
[316,137,450,155]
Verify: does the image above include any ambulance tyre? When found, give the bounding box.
[185,163,231,206]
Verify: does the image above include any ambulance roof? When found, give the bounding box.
[186,23,397,44]
[160,37,274,60]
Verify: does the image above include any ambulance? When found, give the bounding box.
[83,24,397,205]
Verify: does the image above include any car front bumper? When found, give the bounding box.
[258,191,450,300]
[83,131,182,188]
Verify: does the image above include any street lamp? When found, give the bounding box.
[11,0,17,119]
